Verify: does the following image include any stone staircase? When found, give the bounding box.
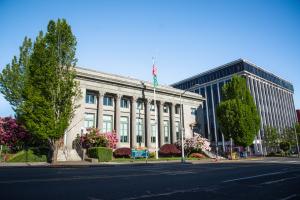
[57,148,82,161]
[202,149,226,160]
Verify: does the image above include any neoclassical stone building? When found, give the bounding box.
[65,67,205,150]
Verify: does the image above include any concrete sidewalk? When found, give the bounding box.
[0,157,267,168]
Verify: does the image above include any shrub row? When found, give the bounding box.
[112,144,182,158]
[87,147,113,162]
[158,144,181,157]
[113,147,131,158]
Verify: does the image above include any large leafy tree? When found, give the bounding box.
[0,19,80,162]
[263,126,279,154]
[216,75,260,147]
[0,37,32,110]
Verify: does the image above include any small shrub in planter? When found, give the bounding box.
[189,153,206,159]
[87,147,113,162]
[149,151,156,158]
[159,144,181,157]
[114,148,131,158]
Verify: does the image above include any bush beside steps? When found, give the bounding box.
[87,147,113,162]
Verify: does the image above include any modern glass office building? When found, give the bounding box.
[172,59,297,155]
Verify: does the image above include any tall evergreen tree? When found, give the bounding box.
[216,75,260,147]
[0,19,80,162]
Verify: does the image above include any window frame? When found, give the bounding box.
[120,116,129,143]
[103,96,113,106]
[84,113,96,128]
[103,115,113,133]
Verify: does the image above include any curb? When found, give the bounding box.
[0,160,196,169]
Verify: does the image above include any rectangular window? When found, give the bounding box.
[150,103,155,111]
[85,92,96,104]
[191,108,197,115]
[103,96,113,106]
[163,120,170,143]
[120,117,128,143]
[151,120,156,143]
[103,115,113,133]
[175,106,180,114]
[163,105,169,113]
[137,101,144,110]
[136,118,144,144]
[84,113,95,128]
[175,121,180,141]
[121,98,129,108]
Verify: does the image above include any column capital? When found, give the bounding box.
[159,100,165,106]
[132,96,139,101]
[146,99,153,105]
[170,102,177,108]
[99,91,106,97]
[116,93,122,99]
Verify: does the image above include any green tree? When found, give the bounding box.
[216,75,260,148]
[0,19,80,163]
[263,126,279,154]
[0,37,32,111]
[279,141,291,156]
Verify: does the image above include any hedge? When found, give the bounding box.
[159,144,181,157]
[87,147,113,162]
[113,148,131,158]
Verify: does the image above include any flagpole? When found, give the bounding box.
[153,57,159,159]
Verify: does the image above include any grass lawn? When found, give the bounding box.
[111,157,208,162]
[6,149,47,162]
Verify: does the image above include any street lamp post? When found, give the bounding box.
[180,92,185,163]
[179,84,200,163]
[138,103,142,147]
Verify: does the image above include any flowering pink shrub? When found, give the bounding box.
[79,128,108,149]
[105,131,118,149]
[175,133,211,156]
[0,117,29,151]
[77,128,118,149]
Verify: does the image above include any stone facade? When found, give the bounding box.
[65,67,205,150]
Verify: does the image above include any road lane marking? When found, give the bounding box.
[279,194,297,200]
[261,176,299,185]
[222,171,285,183]
[120,186,217,200]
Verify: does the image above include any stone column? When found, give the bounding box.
[159,101,164,147]
[131,96,137,148]
[115,94,121,147]
[146,99,152,148]
[97,92,104,132]
[171,103,177,144]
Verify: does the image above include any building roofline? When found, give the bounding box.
[171,59,244,86]
[171,58,293,87]
[241,59,293,85]
[75,66,205,101]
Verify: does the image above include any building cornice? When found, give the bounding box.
[75,67,205,102]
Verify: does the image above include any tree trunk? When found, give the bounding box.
[50,139,61,164]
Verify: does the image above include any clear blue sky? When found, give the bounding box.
[1,0,300,116]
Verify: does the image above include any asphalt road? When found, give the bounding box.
[0,159,300,200]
